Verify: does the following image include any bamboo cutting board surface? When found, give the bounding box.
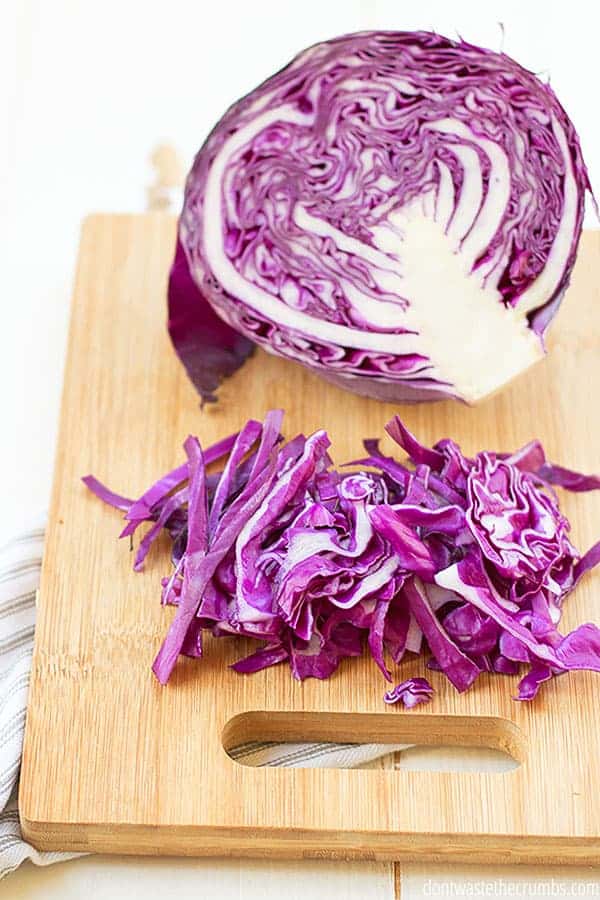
[20,215,600,864]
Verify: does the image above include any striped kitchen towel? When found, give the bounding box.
[0,519,83,878]
[0,521,409,879]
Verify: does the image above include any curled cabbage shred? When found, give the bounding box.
[84,413,600,702]
[172,30,590,405]
[384,677,434,708]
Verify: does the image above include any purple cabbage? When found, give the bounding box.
[168,239,254,404]
[85,414,600,701]
[384,677,434,708]
[170,31,590,406]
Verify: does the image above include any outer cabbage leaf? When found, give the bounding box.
[168,238,254,404]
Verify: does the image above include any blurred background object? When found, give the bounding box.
[146,143,184,212]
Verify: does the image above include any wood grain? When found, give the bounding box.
[19,215,600,863]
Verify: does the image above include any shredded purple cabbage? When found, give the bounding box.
[84,414,600,701]
[384,677,434,708]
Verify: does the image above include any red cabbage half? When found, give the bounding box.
[171,30,590,405]
[84,414,600,702]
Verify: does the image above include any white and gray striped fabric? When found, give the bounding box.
[0,518,82,878]
[0,521,407,880]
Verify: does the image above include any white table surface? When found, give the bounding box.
[3,0,600,894]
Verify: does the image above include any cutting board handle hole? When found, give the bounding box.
[222,711,525,769]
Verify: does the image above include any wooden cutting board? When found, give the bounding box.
[20,215,600,864]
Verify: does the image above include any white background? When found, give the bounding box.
[2,0,600,895]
